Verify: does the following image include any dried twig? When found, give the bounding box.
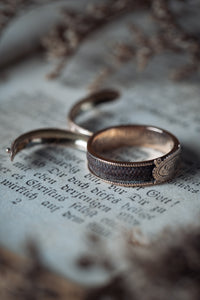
[0,1,33,37]
[90,0,200,89]
[152,0,200,80]
[42,0,150,79]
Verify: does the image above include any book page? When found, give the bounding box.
[1,14,200,285]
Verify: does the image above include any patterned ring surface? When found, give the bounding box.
[87,125,181,187]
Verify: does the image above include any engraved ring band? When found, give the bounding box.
[7,90,181,187]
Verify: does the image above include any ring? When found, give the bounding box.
[87,125,181,186]
[8,90,181,187]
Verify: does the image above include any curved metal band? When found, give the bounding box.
[87,125,181,187]
[7,128,89,161]
[68,89,120,136]
[7,90,119,161]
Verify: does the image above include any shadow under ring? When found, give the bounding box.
[87,124,181,187]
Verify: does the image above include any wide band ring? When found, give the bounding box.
[87,125,181,187]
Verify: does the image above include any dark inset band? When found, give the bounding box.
[87,125,181,187]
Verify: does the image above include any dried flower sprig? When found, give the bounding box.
[42,0,150,79]
[1,0,200,84]
[152,0,200,80]
[89,0,200,90]
[0,1,33,36]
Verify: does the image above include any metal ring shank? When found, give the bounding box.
[7,128,89,161]
[87,125,181,187]
[68,89,120,136]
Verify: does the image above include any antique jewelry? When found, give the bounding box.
[86,125,180,186]
[7,89,181,187]
[7,128,88,161]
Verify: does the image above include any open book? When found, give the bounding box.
[0,2,200,285]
